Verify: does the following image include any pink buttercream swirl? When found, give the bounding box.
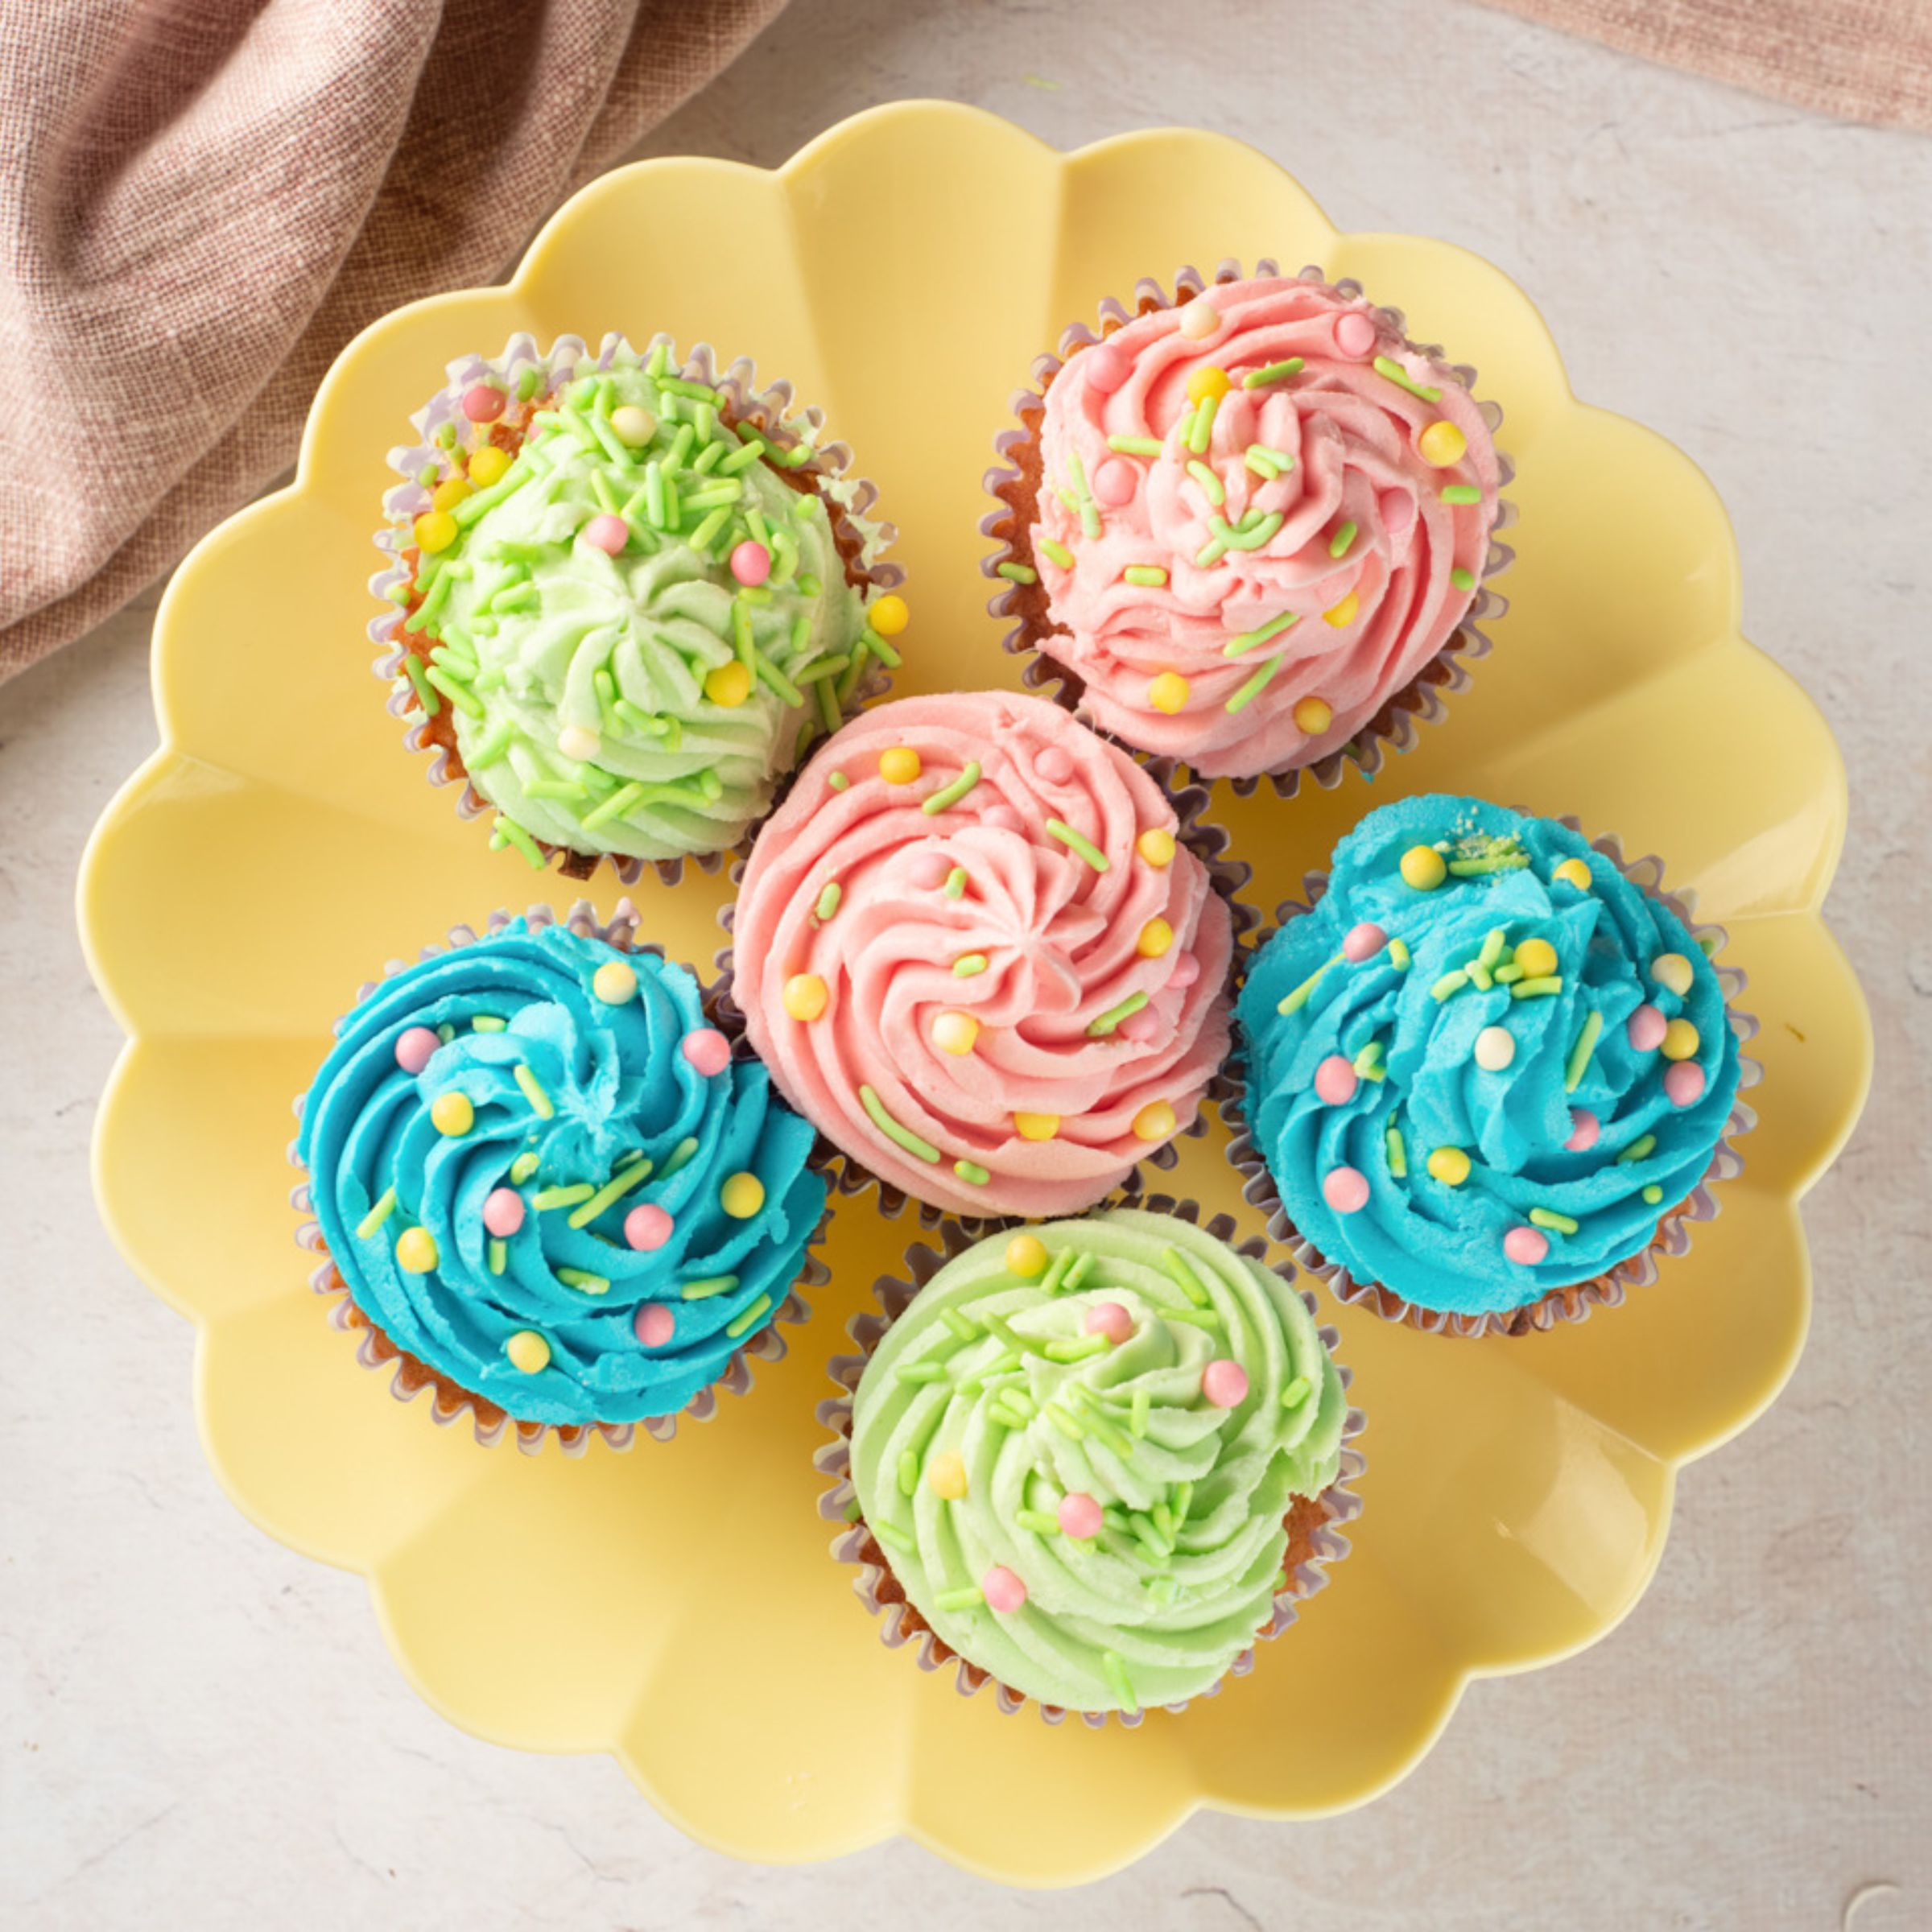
[730,691,1232,1217]
[1033,276,1501,779]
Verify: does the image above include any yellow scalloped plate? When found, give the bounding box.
[79,104,1869,1885]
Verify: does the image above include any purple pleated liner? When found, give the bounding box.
[811,1196,1366,1727]
[1224,824,1761,1340]
[287,899,828,1454]
[980,259,1516,801]
[369,332,902,888]
[706,745,1260,1234]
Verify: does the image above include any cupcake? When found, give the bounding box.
[291,907,827,1445]
[723,690,1241,1220]
[372,333,903,879]
[1233,795,1752,1335]
[986,266,1506,787]
[821,1205,1356,1720]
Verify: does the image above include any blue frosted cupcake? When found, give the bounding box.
[292,908,827,1447]
[1233,795,1751,1336]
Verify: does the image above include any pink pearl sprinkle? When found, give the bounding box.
[909,850,952,890]
[1167,952,1200,989]
[1314,1054,1358,1105]
[982,1564,1028,1613]
[1627,1003,1667,1053]
[1565,1108,1600,1153]
[681,1028,731,1076]
[1504,1225,1550,1265]
[980,805,1023,836]
[1118,1008,1159,1043]
[729,539,771,587]
[1342,922,1387,964]
[1058,1492,1103,1538]
[1335,312,1378,359]
[461,382,506,422]
[482,1187,525,1237]
[1084,341,1130,393]
[1323,1165,1370,1213]
[1379,489,1416,538]
[1092,457,1137,506]
[634,1303,675,1348]
[581,513,629,555]
[394,1026,440,1074]
[1084,1301,1133,1345]
[1202,1358,1249,1409]
[625,1203,674,1251]
[1034,745,1074,783]
[1664,1060,1707,1108]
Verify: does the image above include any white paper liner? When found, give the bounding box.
[812,1196,1367,1727]
[980,259,1516,799]
[287,899,826,1453]
[707,733,1257,1231]
[1224,820,1761,1339]
[369,332,903,887]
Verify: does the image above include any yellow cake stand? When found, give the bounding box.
[78,103,1869,1885]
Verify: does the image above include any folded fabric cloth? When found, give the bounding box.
[1480,0,1931,133]
[0,0,787,679]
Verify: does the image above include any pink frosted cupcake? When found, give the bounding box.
[987,266,1509,789]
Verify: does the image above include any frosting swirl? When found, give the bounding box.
[1029,276,1501,779]
[296,918,825,1425]
[849,1209,1347,1715]
[730,691,1233,1217]
[1236,795,1743,1316]
[387,346,890,865]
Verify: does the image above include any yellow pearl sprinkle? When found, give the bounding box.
[1418,420,1468,468]
[430,1092,473,1137]
[869,592,910,637]
[720,1171,766,1219]
[1137,918,1174,959]
[1651,952,1695,997]
[609,403,656,448]
[1132,1099,1178,1141]
[1323,591,1360,629]
[1293,696,1332,735]
[468,444,512,486]
[412,510,457,555]
[879,745,922,784]
[1552,857,1593,892]
[782,973,828,1022]
[431,475,472,513]
[1137,828,1176,869]
[1513,938,1558,980]
[927,1450,968,1501]
[592,960,638,1005]
[1400,844,1447,890]
[1013,1112,1059,1141]
[932,1010,979,1056]
[1661,1018,1701,1062]
[1005,1234,1049,1278]
[1148,671,1191,715]
[704,661,753,708]
[1186,365,1232,403]
[505,1330,551,1374]
[1426,1146,1471,1187]
[394,1226,439,1274]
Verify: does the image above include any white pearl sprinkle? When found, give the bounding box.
[1474,1025,1517,1071]
[558,724,602,763]
[1178,296,1220,340]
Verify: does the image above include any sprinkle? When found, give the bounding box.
[1123,565,1169,587]
[1044,1405,1085,1442]
[505,1330,551,1373]
[858,1084,940,1163]
[1038,1247,1078,1295]
[488,1238,507,1275]
[532,1183,595,1211]
[513,1064,554,1118]
[1451,566,1476,592]
[1087,989,1149,1037]
[1511,975,1565,998]
[1038,536,1075,569]
[1426,1146,1472,1187]
[1280,1375,1311,1410]
[814,881,843,923]
[1492,964,1524,986]
[1442,484,1484,505]
[1616,1133,1659,1165]
[952,954,987,976]
[828,770,850,791]
[1225,655,1285,714]
[1105,435,1165,456]
[355,1187,398,1239]
[1015,1509,1061,1536]
[1430,969,1469,1001]
[952,1158,991,1187]
[1448,852,1531,877]
[872,1520,914,1554]
[1643,1184,1665,1206]
[1373,354,1441,402]
[1529,1208,1579,1234]
[1352,1039,1386,1080]
[1063,1252,1094,1291]
[1389,938,1412,971]
[401,654,440,716]
[1564,1010,1604,1092]
[1329,520,1358,559]
[1224,609,1301,658]
[509,1151,540,1183]
[557,1268,609,1295]
[1466,962,1493,992]
[1132,1100,1178,1141]
[927,1451,968,1500]
[1185,459,1224,505]
[943,866,968,899]
[1046,1334,1110,1364]
[579,782,647,832]
[489,817,545,869]
[1137,828,1175,868]
[922,761,982,815]
[568,1160,656,1228]
[656,1135,701,1180]
[1216,509,1284,551]
[935,1586,985,1612]
[1187,392,1219,455]
[1386,1125,1407,1176]
[1243,357,1305,388]
[895,1360,946,1382]
[1045,819,1109,872]
[680,1275,737,1306]
[1276,952,1341,1015]
[721,1291,774,1340]
[898,1451,919,1496]
[997,561,1038,584]
[1148,670,1191,714]
[468,720,514,769]
[1101,1651,1139,1714]
[1162,1246,1212,1306]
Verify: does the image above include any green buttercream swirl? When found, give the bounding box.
[418,365,873,863]
[848,1209,1347,1714]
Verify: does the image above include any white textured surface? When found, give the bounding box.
[3,1,1926,1925]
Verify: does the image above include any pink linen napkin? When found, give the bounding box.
[0,0,787,679]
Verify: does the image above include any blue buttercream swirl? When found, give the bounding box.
[1236,795,1743,1316]
[296,918,826,1424]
